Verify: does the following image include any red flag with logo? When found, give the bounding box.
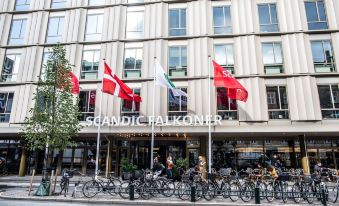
[102,63,142,102]
[213,60,248,102]
[69,71,80,94]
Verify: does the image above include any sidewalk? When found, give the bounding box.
[0,188,324,206]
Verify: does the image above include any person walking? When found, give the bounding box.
[166,156,174,179]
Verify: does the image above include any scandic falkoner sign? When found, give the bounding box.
[86,115,223,127]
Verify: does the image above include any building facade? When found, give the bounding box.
[0,0,339,176]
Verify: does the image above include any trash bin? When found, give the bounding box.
[35,181,50,196]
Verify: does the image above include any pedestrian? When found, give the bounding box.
[166,156,174,179]
[198,156,207,181]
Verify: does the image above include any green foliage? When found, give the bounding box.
[22,45,82,151]
[176,157,189,169]
[120,157,137,172]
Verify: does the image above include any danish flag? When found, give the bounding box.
[102,62,142,102]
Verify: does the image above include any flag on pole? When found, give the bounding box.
[155,60,187,97]
[212,60,248,102]
[69,71,80,94]
[102,62,142,102]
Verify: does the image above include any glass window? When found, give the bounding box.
[121,88,140,117]
[81,48,100,80]
[169,8,186,36]
[318,85,339,119]
[305,1,328,30]
[88,0,105,6]
[266,86,289,119]
[168,88,187,119]
[15,0,30,11]
[51,0,67,9]
[46,16,64,43]
[217,87,237,120]
[213,6,232,34]
[214,44,234,74]
[311,40,335,72]
[0,93,14,122]
[123,47,142,78]
[168,46,187,77]
[40,51,51,81]
[1,54,21,82]
[126,11,144,39]
[258,3,279,32]
[262,42,283,74]
[8,19,27,45]
[79,91,96,121]
[85,14,103,41]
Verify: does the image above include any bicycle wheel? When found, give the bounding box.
[281,182,288,203]
[258,182,266,200]
[203,182,217,201]
[240,182,253,202]
[161,179,175,197]
[330,185,339,203]
[177,182,191,201]
[221,182,231,199]
[229,182,240,202]
[195,182,204,201]
[118,181,130,199]
[292,183,302,203]
[82,180,100,198]
[304,184,315,204]
[265,182,275,202]
[139,182,152,200]
[64,179,69,197]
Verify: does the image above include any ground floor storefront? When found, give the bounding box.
[0,135,338,176]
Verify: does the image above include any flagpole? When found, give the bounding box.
[150,57,156,169]
[95,60,105,178]
[208,55,212,174]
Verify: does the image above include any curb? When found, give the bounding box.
[0,192,288,206]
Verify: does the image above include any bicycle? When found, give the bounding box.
[71,170,85,198]
[59,168,76,197]
[82,170,121,198]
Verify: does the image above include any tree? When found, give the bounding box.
[22,45,82,181]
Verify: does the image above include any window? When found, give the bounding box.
[51,0,67,9]
[121,88,140,117]
[81,46,100,80]
[88,0,105,6]
[40,51,51,81]
[168,46,187,77]
[262,42,283,74]
[169,8,186,36]
[213,6,232,34]
[123,45,142,78]
[214,44,234,74]
[85,13,103,41]
[1,54,21,82]
[318,85,339,119]
[216,88,237,120]
[0,93,14,122]
[126,10,144,39]
[168,88,187,119]
[79,91,96,121]
[266,86,289,119]
[8,19,27,45]
[258,3,279,32]
[46,16,64,43]
[305,0,328,30]
[311,40,335,72]
[15,0,30,11]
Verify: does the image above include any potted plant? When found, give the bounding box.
[120,157,137,180]
[174,157,189,181]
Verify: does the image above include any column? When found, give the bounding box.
[82,145,88,175]
[18,148,27,176]
[299,135,310,174]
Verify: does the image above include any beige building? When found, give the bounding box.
[0,0,338,176]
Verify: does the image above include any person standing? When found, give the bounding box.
[166,156,174,179]
[198,156,207,181]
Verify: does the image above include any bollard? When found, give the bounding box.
[191,186,196,202]
[129,184,135,200]
[321,187,327,206]
[254,187,261,204]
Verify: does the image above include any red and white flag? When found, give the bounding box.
[102,63,142,102]
[69,71,80,94]
[213,60,248,102]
